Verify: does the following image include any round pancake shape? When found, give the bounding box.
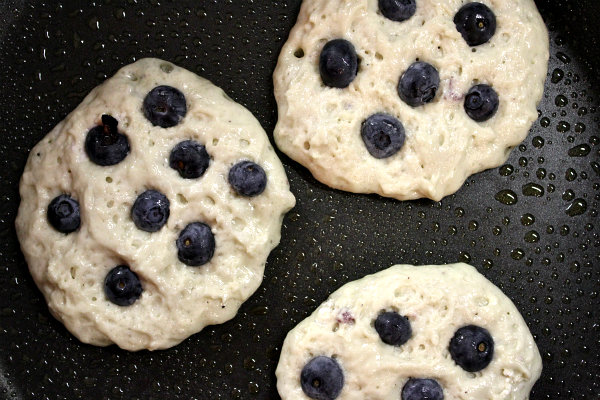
[273,0,549,200]
[276,263,542,399]
[16,58,296,351]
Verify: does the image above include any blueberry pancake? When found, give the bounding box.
[16,58,295,351]
[273,0,549,200]
[276,263,542,400]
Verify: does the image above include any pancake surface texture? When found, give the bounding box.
[16,58,296,351]
[276,263,542,399]
[274,0,549,200]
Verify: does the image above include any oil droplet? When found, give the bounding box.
[591,162,600,176]
[555,95,568,107]
[455,208,465,217]
[568,144,591,157]
[540,117,550,127]
[557,121,570,133]
[519,157,528,167]
[536,168,546,179]
[250,305,269,316]
[524,230,540,243]
[468,221,478,231]
[495,189,518,205]
[525,258,534,266]
[459,251,471,263]
[532,136,544,148]
[565,199,587,217]
[574,123,586,134]
[243,357,256,370]
[560,225,570,236]
[499,164,514,176]
[248,382,259,394]
[542,258,551,267]
[511,248,525,260]
[550,68,564,84]
[556,52,571,64]
[521,213,536,226]
[562,189,575,201]
[492,226,502,236]
[482,259,493,269]
[565,168,577,181]
[522,182,544,197]
[569,262,580,273]
[114,8,126,19]
[88,16,100,30]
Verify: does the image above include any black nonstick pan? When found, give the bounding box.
[0,1,598,399]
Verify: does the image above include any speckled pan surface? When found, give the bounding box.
[0,0,598,399]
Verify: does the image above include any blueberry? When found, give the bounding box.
[319,39,359,89]
[47,194,81,234]
[143,85,187,128]
[104,265,143,306]
[401,378,444,400]
[169,140,210,179]
[454,2,497,46]
[300,356,344,400]
[85,114,130,166]
[228,161,267,196]
[449,325,494,372]
[464,84,499,122]
[131,190,170,232]
[379,0,416,22]
[361,113,406,159]
[374,311,412,346]
[176,222,215,266]
[398,62,440,107]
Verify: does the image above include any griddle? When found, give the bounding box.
[0,1,598,398]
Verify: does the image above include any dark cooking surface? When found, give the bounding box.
[0,0,598,399]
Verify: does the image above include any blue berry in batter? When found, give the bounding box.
[319,39,359,89]
[143,85,187,128]
[104,265,143,306]
[300,356,344,400]
[176,222,215,266]
[85,114,130,166]
[47,194,81,234]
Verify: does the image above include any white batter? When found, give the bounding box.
[277,263,542,399]
[274,0,549,200]
[16,58,295,351]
